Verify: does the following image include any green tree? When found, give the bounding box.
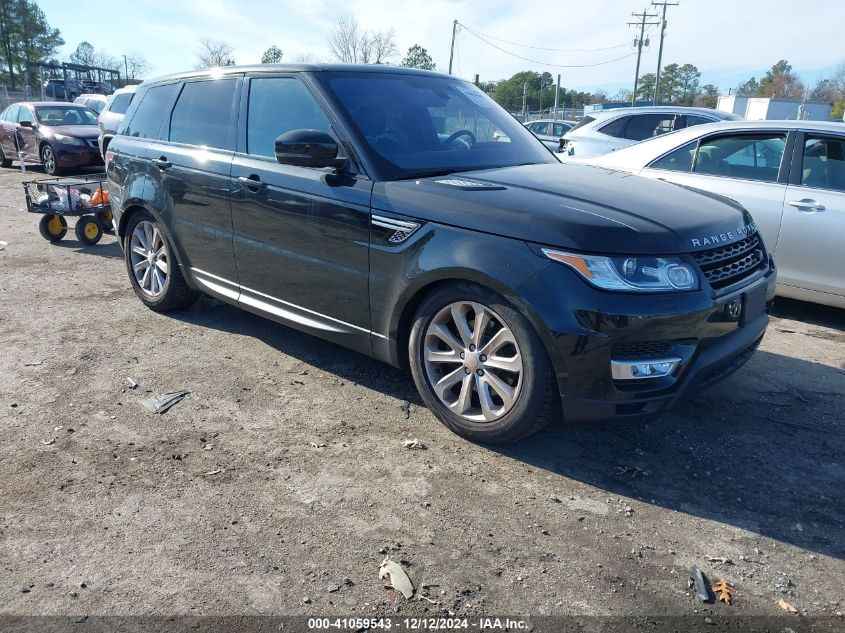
[0,0,63,90]
[492,70,555,112]
[635,72,656,102]
[261,45,283,64]
[832,100,845,119]
[675,63,701,105]
[699,84,719,108]
[758,59,805,98]
[735,77,759,96]
[401,44,435,70]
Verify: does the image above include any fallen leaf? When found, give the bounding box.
[379,558,414,599]
[706,555,734,565]
[402,438,426,450]
[712,578,734,604]
[779,598,799,615]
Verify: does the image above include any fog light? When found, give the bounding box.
[611,357,682,380]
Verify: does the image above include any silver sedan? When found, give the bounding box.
[570,119,845,309]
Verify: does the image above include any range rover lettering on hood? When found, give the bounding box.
[690,222,757,249]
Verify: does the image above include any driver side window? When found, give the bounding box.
[17,107,33,124]
[247,77,332,159]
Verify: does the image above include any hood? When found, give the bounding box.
[371,163,755,255]
[41,124,99,140]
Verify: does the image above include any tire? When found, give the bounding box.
[0,146,12,168]
[124,210,198,312]
[38,214,67,242]
[74,215,103,245]
[40,144,63,176]
[408,282,559,444]
[98,208,114,234]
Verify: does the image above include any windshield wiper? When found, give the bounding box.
[400,168,466,180]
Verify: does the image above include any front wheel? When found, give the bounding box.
[124,211,198,312]
[408,283,559,444]
[40,144,63,176]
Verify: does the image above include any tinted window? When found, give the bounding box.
[624,114,678,141]
[169,79,237,150]
[247,77,331,158]
[649,140,697,172]
[693,134,786,182]
[529,122,547,134]
[109,92,133,115]
[123,83,178,139]
[801,136,845,192]
[34,106,96,126]
[599,115,629,138]
[323,73,555,179]
[1,105,19,122]
[569,115,595,132]
[552,123,566,136]
[17,106,33,124]
[685,115,714,128]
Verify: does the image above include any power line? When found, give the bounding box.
[459,23,630,53]
[461,27,639,69]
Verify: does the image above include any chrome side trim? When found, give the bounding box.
[190,268,390,340]
[371,215,420,231]
[191,268,239,301]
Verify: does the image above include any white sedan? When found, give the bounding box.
[570,120,845,309]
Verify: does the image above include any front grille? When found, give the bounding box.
[691,233,767,291]
[611,340,674,360]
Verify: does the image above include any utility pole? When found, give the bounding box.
[627,9,658,106]
[123,54,129,84]
[448,20,458,75]
[553,74,561,120]
[651,1,678,104]
[522,81,527,118]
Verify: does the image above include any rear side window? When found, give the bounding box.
[649,140,698,172]
[685,115,714,128]
[169,79,237,150]
[598,115,630,138]
[623,114,678,141]
[1,104,19,121]
[108,92,133,115]
[569,115,595,132]
[693,134,786,182]
[247,77,331,158]
[123,83,178,139]
[552,123,566,136]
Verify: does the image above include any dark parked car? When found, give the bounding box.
[0,102,103,174]
[43,78,81,100]
[107,65,776,444]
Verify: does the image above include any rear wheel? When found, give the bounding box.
[124,211,198,312]
[39,214,67,242]
[98,208,114,233]
[408,283,559,444]
[74,215,103,245]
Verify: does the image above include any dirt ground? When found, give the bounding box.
[1,164,843,627]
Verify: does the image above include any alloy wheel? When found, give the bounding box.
[41,146,56,173]
[423,301,523,422]
[129,220,169,297]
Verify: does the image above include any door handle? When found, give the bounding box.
[152,156,171,170]
[787,198,825,212]
[237,175,267,190]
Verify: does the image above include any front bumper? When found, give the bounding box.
[55,143,103,169]
[518,258,777,421]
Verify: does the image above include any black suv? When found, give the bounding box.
[106,65,776,444]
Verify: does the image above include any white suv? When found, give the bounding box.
[559,106,741,159]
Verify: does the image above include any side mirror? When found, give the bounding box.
[19,120,33,128]
[275,129,347,169]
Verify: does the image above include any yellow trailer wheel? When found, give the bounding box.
[38,214,67,242]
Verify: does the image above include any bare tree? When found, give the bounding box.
[125,53,150,80]
[195,38,235,69]
[328,15,397,64]
[292,52,319,63]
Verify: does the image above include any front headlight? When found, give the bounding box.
[53,134,85,146]
[542,248,698,292]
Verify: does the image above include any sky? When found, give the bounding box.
[38,0,845,95]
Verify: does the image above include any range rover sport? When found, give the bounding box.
[106,65,776,444]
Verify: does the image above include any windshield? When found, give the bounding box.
[319,72,556,180]
[34,106,98,126]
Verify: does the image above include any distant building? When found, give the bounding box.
[717,96,832,121]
